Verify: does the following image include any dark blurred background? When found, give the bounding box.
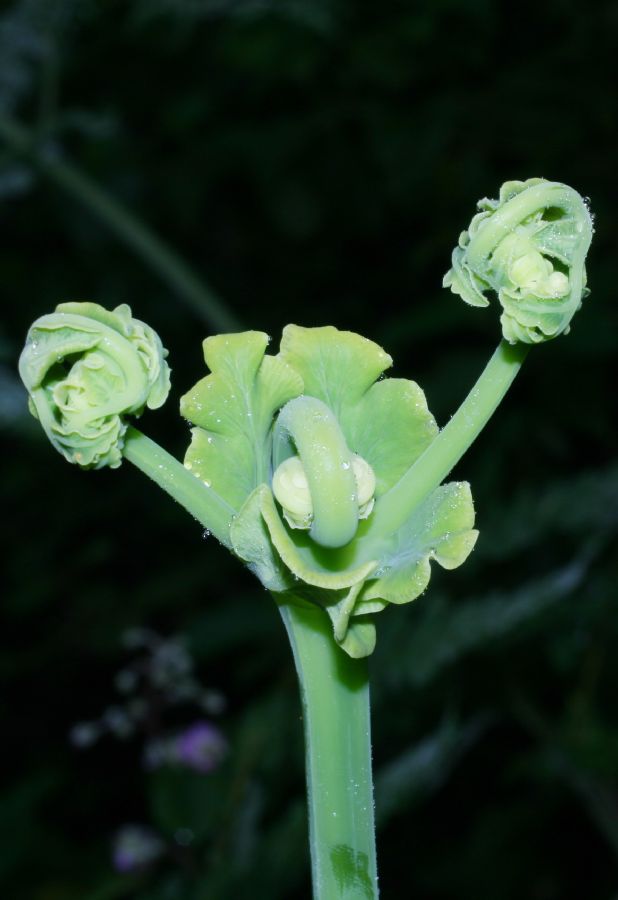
[1,1,617,898]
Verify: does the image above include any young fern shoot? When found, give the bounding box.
[19,177,593,900]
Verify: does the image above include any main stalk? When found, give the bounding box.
[279,600,378,900]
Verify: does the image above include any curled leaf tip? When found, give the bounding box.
[19,301,171,469]
[443,178,593,344]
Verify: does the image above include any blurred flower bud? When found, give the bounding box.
[173,720,227,774]
[111,824,164,873]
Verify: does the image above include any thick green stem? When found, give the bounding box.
[368,339,529,537]
[122,426,235,547]
[276,396,358,548]
[0,116,239,332]
[279,600,378,900]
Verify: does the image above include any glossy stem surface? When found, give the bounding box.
[279,600,378,900]
[122,426,235,547]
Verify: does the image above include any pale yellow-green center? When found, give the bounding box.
[272,453,376,531]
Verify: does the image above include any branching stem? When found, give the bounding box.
[369,339,529,537]
[122,426,235,547]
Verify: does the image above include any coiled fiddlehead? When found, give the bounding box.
[443,178,593,343]
[19,301,171,469]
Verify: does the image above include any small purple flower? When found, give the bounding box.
[112,824,164,873]
[173,720,227,774]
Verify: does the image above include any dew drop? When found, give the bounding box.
[202,530,211,540]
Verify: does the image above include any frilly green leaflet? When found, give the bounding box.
[181,324,477,657]
[180,331,302,509]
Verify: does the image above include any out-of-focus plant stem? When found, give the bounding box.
[0,115,239,332]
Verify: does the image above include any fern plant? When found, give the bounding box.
[19,177,592,898]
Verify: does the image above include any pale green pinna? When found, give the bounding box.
[179,324,478,658]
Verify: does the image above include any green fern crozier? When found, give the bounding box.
[443,178,592,343]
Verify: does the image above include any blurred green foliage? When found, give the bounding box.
[1,0,617,898]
